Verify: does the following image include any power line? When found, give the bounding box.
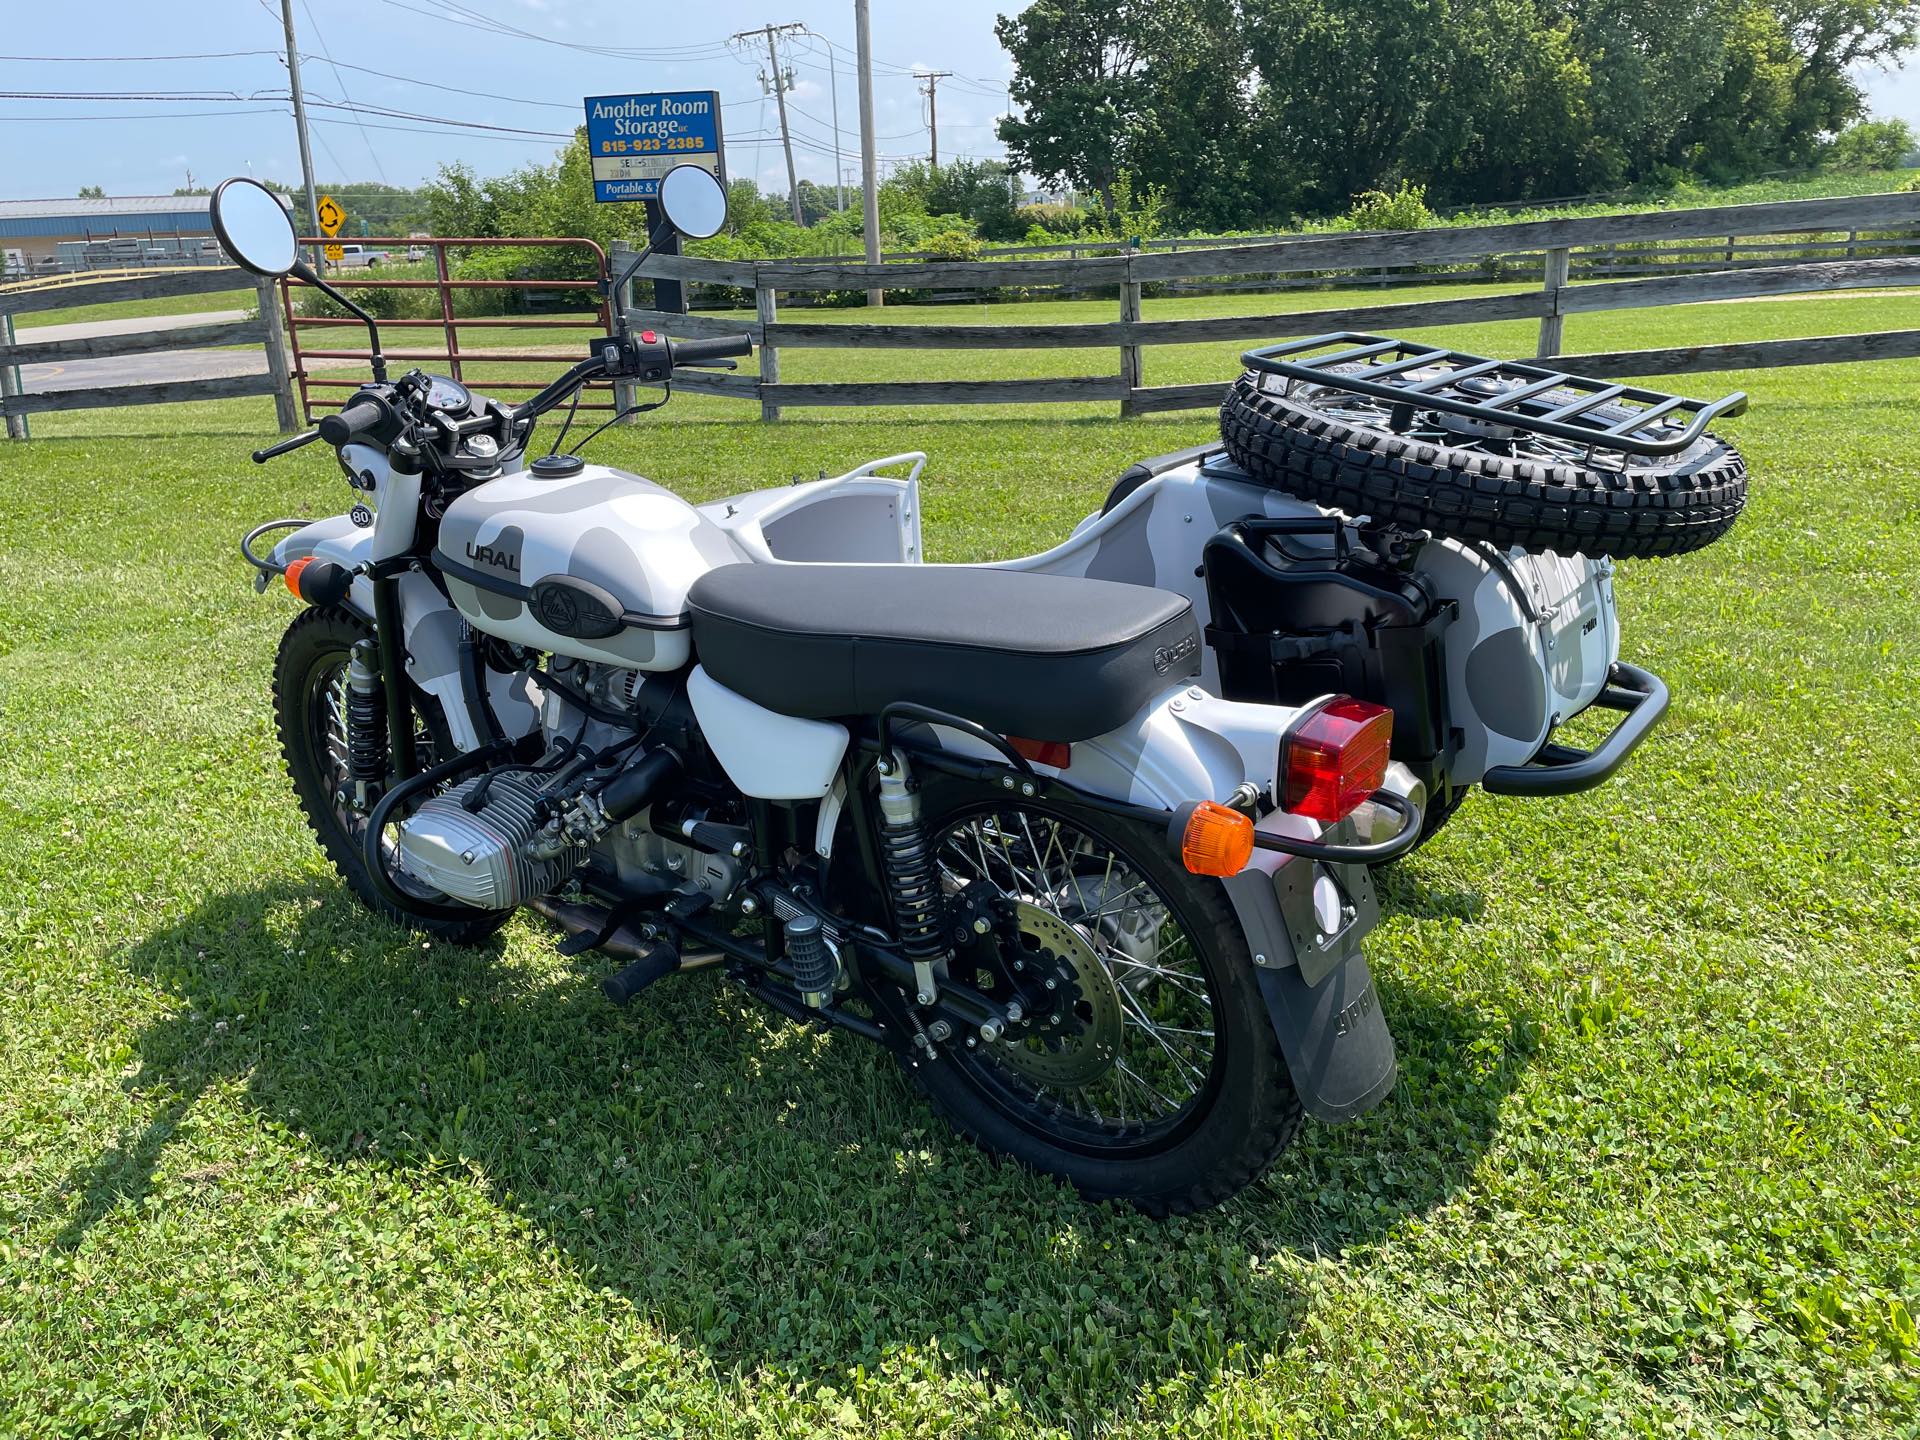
[298,0,387,182]
[308,115,559,145]
[0,50,280,62]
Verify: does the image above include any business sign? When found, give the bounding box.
[584,90,724,204]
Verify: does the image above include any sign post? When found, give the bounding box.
[584,91,724,316]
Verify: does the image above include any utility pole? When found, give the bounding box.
[918,71,953,170]
[854,0,882,305]
[736,23,805,225]
[824,37,844,210]
[278,0,324,269]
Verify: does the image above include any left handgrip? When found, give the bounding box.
[252,429,321,464]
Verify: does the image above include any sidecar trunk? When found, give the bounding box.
[997,448,1621,788]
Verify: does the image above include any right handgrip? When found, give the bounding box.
[671,333,753,366]
[317,395,387,447]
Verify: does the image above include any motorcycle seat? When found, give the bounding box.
[687,563,1202,742]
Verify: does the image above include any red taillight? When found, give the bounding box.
[1282,697,1392,823]
[1008,736,1070,769]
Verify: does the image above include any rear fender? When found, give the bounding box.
[267,516,538,750]
[916,682,1399,1122]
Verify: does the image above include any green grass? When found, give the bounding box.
[0,281,1917,1437]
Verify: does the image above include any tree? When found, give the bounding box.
[77,185,105,199]
[795,178,839,226]
[1823,116,1916,167]
[1001,0,1920,228]
[995,0,1160,215]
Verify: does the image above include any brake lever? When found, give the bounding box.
[253,429,322,464]
[679,359,739,371]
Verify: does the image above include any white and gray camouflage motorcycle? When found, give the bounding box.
[213,167,1748,1213]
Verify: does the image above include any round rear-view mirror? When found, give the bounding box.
[658,164,728,240]
[210,177,299,277]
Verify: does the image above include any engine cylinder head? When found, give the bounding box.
[396,770,587,909]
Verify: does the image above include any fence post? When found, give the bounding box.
[1118,248,1143,418]
[1535,246,1570,359]
[256,276,298,434]
[611,249,639,422]
[0,310,26,441]
[756,276,781,423]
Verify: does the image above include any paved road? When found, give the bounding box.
[14,309,269,393]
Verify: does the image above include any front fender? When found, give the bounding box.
[265,516,538,751]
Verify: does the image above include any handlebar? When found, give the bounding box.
[317,395,388,448]
[255,329,755,463]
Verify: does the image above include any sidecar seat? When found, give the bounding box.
[687,563,1201,742]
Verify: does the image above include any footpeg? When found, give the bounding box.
[785,913,836,1008]
[601,942,679,1005]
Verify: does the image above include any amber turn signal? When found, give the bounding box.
[282,556,313,598]
[1171,799,1256,877]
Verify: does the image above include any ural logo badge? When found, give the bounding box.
[465,541,519,573]
[1153,633,1198,675]
[1333,984,1377,1037]
[536,586,580,632]
[529,577,623,640]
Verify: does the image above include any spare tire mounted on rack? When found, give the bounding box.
[1217,335,1751,560]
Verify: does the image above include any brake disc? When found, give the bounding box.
[992,901,1124,1088]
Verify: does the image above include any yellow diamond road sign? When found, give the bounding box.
[317,195,343,237]
[324,243,344,263]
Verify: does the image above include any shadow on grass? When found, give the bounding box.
[59,879,1525,1417]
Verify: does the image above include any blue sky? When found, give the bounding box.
[0,0,1021,200]
[0,0,1912,203]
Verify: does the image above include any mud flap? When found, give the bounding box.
[1252,954,1396,1122]
[1221,860,1397,1123]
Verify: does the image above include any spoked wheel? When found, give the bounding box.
[1218,369,1749,558]
[274,606,508,945]
[909,776,1301,1214]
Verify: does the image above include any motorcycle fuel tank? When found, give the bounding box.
[434,462,747,669]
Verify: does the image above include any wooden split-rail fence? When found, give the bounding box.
[616,191,1920,421]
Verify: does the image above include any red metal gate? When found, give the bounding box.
[280,236,614,423]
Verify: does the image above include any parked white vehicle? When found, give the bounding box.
[331,243,390,268]
[209,166,1746,1213]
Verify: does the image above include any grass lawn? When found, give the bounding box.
[0,281,1916,1437]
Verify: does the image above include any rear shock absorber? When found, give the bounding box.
[345,638,387,808]
[876,751,945,1005]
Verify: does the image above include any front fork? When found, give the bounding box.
[368,571,418,784]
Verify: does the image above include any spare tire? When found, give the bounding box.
[1217,371,1749,559]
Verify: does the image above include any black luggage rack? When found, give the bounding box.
[1241,333,1747,457]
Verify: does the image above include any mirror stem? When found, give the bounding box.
[291,260,387,383]
[608,219,675,336]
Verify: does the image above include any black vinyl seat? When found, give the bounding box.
[687,563,1202,742]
